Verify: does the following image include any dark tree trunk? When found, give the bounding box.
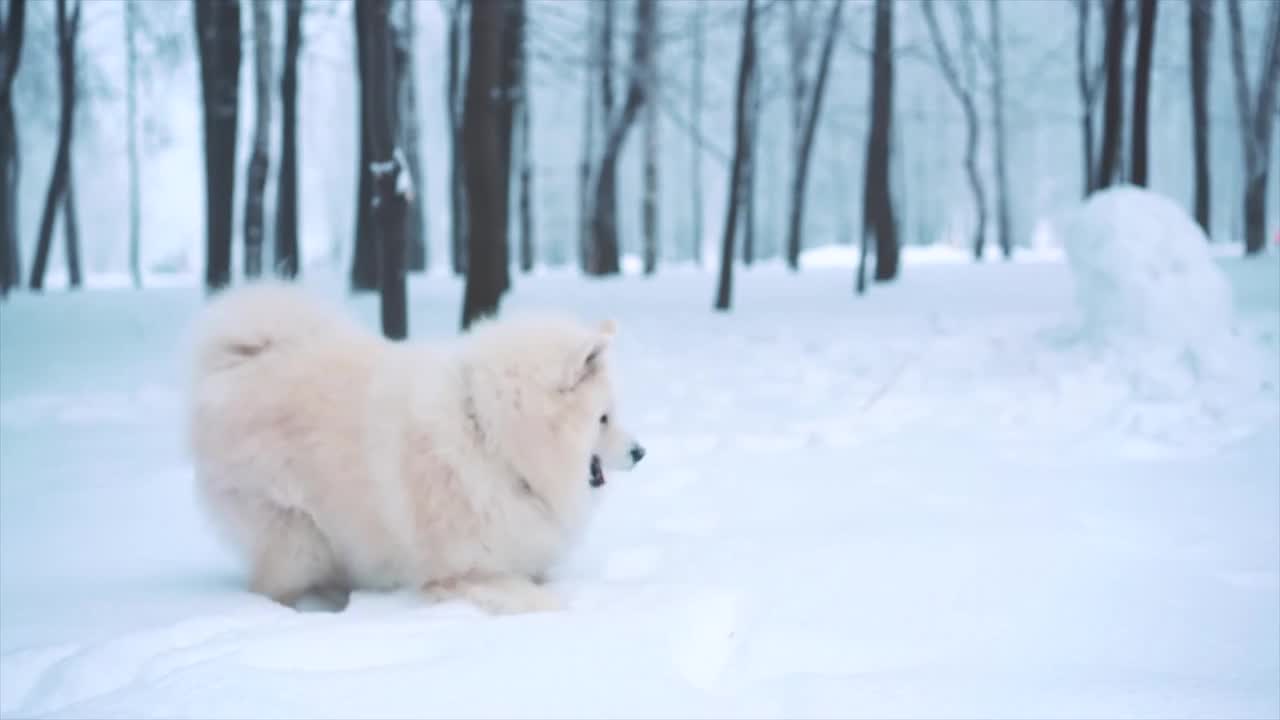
[578,2,596,272]
[988,0,1012,259]
[1129,0,1157,187]
[63,168,80,287]
[1188,0,1212,234]
[588,0,655,277]
[0,0,24,297]
[641,0,659,275]
[194,0,241,293]
[713,0,755,312]
[1095,0,1127,191]
[243,0,271,278]
[588,0,620,276]
[460,0,511,329]
[740,53,758,267]
[1226,0,1280,256]
[357,0,408,339]
[861,0,898,291]
[351,2,378,291]
[399,0,428,273]
[447,0,468,275]
[783,0,843,271]
[495,0,522,291]
[690,1,704,266]
[30,0,81,292]
[1075,0,1103,196]
[275,0,302,278]
[517,1,534,274]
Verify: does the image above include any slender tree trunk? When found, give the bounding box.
[1095,0,1127,191]
[30,0,81,291]
[357,0,408,338]
[740,53,758,267]
[0,0,24,297]
[1129,0,1157,187]
[447,0,468,274]
[922,0,986,259]
[589,0,619,276]
[1075,0,1099,196]
[460,0,510,329]
[1226,0,1280,255]
[861,0,898,290]
[988,0,1011,259]
[351,2,378,291]
[589,0,656,277]
[517,4,534,274]
[125,0,141,286]
[193,0,240,293]
[275,0,302,278]
[494,0,523,292]
[713,0,755,311]
[641,1,659,275]
[784,0,843,271]
[1188,0,1212,235]
[578,2,596,272]
[690,1,704,266]
[243,0,271,278]
[62,169,80,287]
[398,0,427,273]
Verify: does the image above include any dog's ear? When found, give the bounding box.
[564,329,613,389]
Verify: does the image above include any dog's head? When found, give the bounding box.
[461,313,645,499]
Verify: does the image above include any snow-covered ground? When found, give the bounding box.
[2,247,1278,718]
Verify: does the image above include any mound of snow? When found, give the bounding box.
[1054,186,1260,390]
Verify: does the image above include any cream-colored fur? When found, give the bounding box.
[183,282,643,614]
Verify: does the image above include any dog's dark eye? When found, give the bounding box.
[600,414,609,425]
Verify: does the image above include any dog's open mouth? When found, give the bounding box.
[589,455,606,487]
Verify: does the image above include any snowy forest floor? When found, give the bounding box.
[1,255,1278,719]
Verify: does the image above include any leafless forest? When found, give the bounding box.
[1,0,1278,335]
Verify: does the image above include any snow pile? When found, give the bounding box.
[1055,186,1265,397]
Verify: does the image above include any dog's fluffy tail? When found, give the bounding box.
[188,281,344,378]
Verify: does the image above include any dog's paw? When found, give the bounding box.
[425,575,565,615]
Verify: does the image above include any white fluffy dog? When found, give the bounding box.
[184,283,644,614]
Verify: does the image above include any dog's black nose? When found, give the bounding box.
[630,444,646,464]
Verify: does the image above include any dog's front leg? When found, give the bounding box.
[424,572,564,615]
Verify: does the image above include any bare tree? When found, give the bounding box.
[460,0,511,328]
[398,0,427,273]
[713,0,756,311]
[516,0,534,274]
[922,0,986,259]
[1094,0,1126,191]
[275,0,302,278]
[642,1,659,275]
[356,0,408,338]
[243,0,271,278]
[125,0,141,287]
[30,0,83,291]
[193,0,241,293]
[783,0,844,271]
[740,41,759,267]
[858,0,898,293]
[1226,0,1280,255]
[495,0,522,291]
[351,4,378,291]
[1188,0,1213,234]
[1075,0,1106,196]
[690,1,704,266]
[1129,0,1157,187]
[587,0,656,276]
[578,1,596,272]
[987,0,1012,258]
[446,0,468,274]
[0,0,24,296]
